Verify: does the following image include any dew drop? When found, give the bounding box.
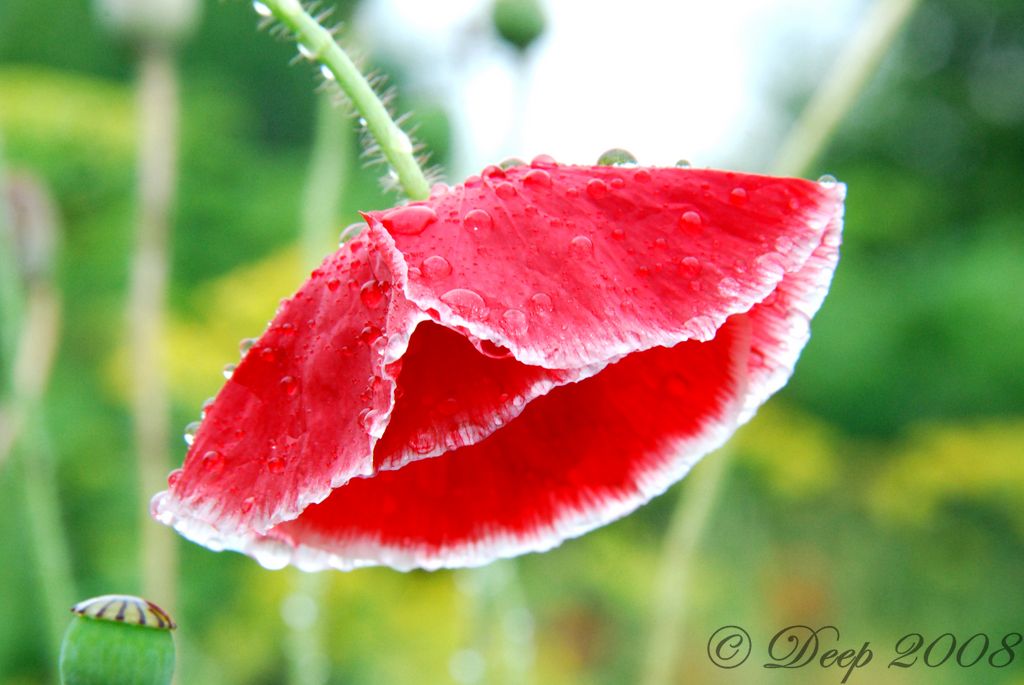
[654,237,668,249]
[260,346,278,364]
[718,277,741,297]
[267,456,286,474]
[495,182,518,199]
[500,157,526,169]
[241,497,255,514]
[280,375,298,397]
[569,235,594,256]
[327,278,341,291]
[463,209,493,232]
[679,211,702,229]
[360,281,386,308]
[501,308,529,336]
[167,468,183,488]
[523,169,552,188]
[611,228,626,240]
[239,338,257,356]
[729,187,748,206]
[382,205,438,236]
[529,292,553,316]
[184,421,200,446]
[410,430,435,455]
[441,288,489,318]
[482,164,506,180]
[421,255,452,280]
[252,0,272,16]
[359,325,383,344]
[680,256,702,277]
[633,169,652,183]
[338,221,364,244]
[251,539,290,570]
[597,148,638,166]
[297,43,314,60]
[610,177,625,189]
[674,159,692,168]
[817,174,838,187]
[201,450,225,473]
[530,154,557,168]
[320,64,335,81]
[222,363,236,380]
[200,397,215,419]
[586,179,608,200]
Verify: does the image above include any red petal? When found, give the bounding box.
[151,162,844,570]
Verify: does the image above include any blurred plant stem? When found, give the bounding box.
[300,91,350,269]
[129,41,180,610]
[258,0,430,201]
[0,162,77,667]
[772,0,921,176]
[641,0,920,682]
[280,87,351,685]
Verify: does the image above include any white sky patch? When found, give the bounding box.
[357,0,865,178]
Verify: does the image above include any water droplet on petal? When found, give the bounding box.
[523,169,552,188]
[718,277,741,297]
[241,497,255,514]
[200,397,215,419]
[201,450,224,473]
[338,221,364,244]
[441,288,489,319]
[611,228,626,240]
[260,346,277,363]
[320,64,335,81]
[239,338,257,356]
[569,235,594,256]
[500,157,526,169]
[360,325,383,344]
[501,309,529,336]
[674,159,692,168]
[610,177,625,189]
[167,468,183,488]
[422,255,452,280]
[267,456,286,474]
[327,278,341,291]
[360,281,386,308]
[530,154,557,168]
[817,174,838,187]
[729,187,748,206]
[252,0,272,16]
[382,205,438,235]
[280,375,298,396]
[482,164,506,180]
[679,211,702,229]
[529,292,553,316]
[586,179,608,200]
[222,364,236,379]
[184,421,200,446]
[680,256,702,277]
[633,169,652,183]
[410,430,435,455]
[597,148,638,166]
[463,208,493,232]
[495,182,518,199]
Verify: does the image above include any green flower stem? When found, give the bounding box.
[261,0,431,201]
[640,1,921,683]
[300,91,350,268]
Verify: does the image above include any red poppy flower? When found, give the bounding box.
[151,158,845,571]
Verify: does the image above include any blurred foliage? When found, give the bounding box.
[1,0,1022,683]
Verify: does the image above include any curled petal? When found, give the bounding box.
[152,163,845,570]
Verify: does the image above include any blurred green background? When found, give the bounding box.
[1,0,1022,684]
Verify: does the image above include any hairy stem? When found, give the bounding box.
[261,0,431,201]
[300,92,350,268]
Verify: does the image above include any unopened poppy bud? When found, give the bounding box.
[59,595,176,685]
[491,0,546,52]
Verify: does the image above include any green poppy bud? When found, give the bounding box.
[59,595,176,685]
[491,0,547,53]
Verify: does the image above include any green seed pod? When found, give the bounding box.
[59,595,176,685]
